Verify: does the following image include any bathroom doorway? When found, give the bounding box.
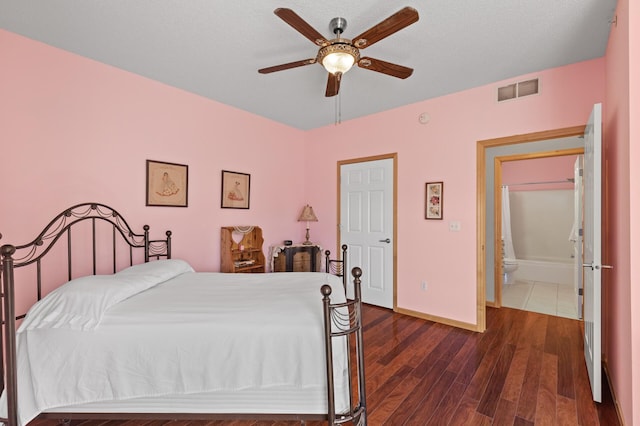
[497,152,583,319]
[475,125,585,332]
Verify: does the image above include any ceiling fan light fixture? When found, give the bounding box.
[318,42,360,74]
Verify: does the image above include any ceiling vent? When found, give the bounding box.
[497,78,539,102]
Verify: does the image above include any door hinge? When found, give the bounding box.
[579,228,583,237]
[579,288,584,296]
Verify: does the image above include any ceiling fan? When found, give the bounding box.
[258,7,419,97]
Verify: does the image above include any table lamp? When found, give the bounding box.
[298,204,318,245]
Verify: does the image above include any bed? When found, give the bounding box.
[0,203,366,426]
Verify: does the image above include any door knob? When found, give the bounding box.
[583,263,614,270]
[379,238,391,243]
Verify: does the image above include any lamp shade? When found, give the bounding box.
[298,204,318,222]
[318,42,359,75]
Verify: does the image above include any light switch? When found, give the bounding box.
[449,221,461,232]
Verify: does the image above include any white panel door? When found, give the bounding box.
[340,158,394,308]
[583,103,603,402]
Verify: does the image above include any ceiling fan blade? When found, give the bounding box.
[258,58,317,74]
[351,7,419,49]
[274,8,329,46]
[358,57,413,79]
[325,72,342,97]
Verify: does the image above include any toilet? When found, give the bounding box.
[503,258,518,285]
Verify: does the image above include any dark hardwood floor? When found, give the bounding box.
[29,305,620,426]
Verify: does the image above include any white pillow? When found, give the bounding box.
[18,259,194,332]
[117,259,194,281]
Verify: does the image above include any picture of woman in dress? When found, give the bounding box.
[221,171,250,209]
[156,172,180,197]
[146,160,188,207]
[227,180,244,201]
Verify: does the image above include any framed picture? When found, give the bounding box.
[221,170,250,209]
[146,160,188,207]
[425,181,443,220]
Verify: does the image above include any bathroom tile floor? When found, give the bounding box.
[503,279,579,319]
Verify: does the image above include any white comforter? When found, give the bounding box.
[0,260,348,426]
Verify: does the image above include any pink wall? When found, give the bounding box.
[604,0,640,423]
[502,155,578,191]
[0,30,309,278]
[630,0,640,419]
[306,59,605,325]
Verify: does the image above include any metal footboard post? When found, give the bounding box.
[1,245,18,426]
[321,285,336,426]
[352,267,367,422]
[143,225,150,263]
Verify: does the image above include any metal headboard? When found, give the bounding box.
[1,202,172,313]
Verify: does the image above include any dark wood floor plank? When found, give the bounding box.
[453,325,499,386]
[527,311,549,351]
[377,319,433,366]
[446,395,481,426]
[503,308,529,347]
[513,416,535,426]
[425,380,468,426]
[462,324,513,401]
[501,343,530,403]
[476,343,516,417]
[492,398,517,426]
[366,369,421,425]
[515,346,544,422]
[535,352,558,425]
[403,370,457,425]
[411,326,462,379]
[384,358,449,425]
[366,364,412,414]
[544,314,562,355]
[444,331,483,376]
[557,318,578,399]
[557,394,579,425]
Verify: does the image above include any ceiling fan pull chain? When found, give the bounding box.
[335,90,342,125]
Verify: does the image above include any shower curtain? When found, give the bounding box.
[501,186,516,260]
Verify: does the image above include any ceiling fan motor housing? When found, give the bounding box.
[329,17,347,35]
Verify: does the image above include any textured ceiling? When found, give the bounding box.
[0,0,617,130]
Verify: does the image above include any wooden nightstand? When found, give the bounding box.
[271,244,321,272]
[220,226,266,273]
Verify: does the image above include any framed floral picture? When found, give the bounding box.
[146,160,188,207]
[425,181,443,220]
[221,170,250,209]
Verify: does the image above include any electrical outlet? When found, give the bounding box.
[421,281,427,291]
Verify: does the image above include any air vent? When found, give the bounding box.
[497,84,517,102]
[497,78,540,102]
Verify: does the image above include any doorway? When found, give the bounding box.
[475,125,585,331]
[496,152,583,319]
[338,153,397,309]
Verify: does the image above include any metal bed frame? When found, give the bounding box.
[0,202,367,426]
[325,244,348,291]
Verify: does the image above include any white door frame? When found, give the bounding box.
[337,153,397,309]
[476,126,586,332]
